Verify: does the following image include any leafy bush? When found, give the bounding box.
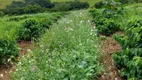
[114,48,142,79]
[0,11,4,17]
[18,19,45,41]
[8,16,28,22]
[102,8,126,19]
[52,2,72,11]
[70,0,89,10]
[96,19,120,36]
[23,5,45,14]
[0,38,18,64]
[94,1,105,9]
[2,0,89,15]
[17,12,65,41]
[115,19,142,48]
[115,0,142,4]
[114,19,142,80]
[90,9,122,36]
[52,1,89,12]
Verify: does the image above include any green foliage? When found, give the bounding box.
[114,48,142,79]
[114,19,142,79]
[115,0,142,4]
[94,1,105,8]
[52,1,89,12]
[97,19,120,36]
[0,37,18,64]
[94,0,121,9]
[71,0,89,10]
[3,0,53,15]
[0,10,4,16]
[23,5,45,14]
[2,0,89,15]
[24,0,54,8]
[8,16,28,22]
[90,8,123,36]
[15,12,65,41]
[114,19,142,49]
[18,19,45,41]
[12,10,103,80]
[52,2,72,11]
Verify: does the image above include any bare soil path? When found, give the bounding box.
[99,33,123,80]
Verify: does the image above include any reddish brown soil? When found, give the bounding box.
[0,41,34,80]
[18,41,35,55]
[0,65,11,80]
[99,32,123,80]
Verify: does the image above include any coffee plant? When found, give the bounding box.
[97,19,120,36]
[0,38,18,64]
[18,19,45,41]
[114,19,142,80]
[90,8,122,36]
[114,48,142,79]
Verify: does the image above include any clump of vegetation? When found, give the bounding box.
[2,0,89,15]
[18,19,45,41]
[114,48,142,79]
[12,11,103,80]
[90,8,123,36]
[0,37,18,64]
[91,1,142,79]
[97,19,120,36]
[114,19,142,79]
[94,1,105,9]
[115,0,142,4]
[52,1,89,12]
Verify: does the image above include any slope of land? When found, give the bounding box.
[0,0,22,9]
[0,0,102,9]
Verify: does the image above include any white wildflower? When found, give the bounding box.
[80,20,83,23]
[40,45,44,48]
[80,13,82,15]
[90,32,93,35]
[87,20,90,23]
[93,26,96,29]
[27,49,32,53]
[8,58,11,62]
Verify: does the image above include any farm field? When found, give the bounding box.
[0,0,142,80]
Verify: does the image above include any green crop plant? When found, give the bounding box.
[12,10,103,80]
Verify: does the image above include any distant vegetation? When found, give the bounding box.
[0,0,102,9]
[0,0,22,9]
[1,0,89,15]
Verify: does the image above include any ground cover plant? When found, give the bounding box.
[12,10,103,80]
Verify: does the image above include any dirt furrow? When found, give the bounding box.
[99,34,123,80]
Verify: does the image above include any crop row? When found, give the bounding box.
[12,10,103,80]
[0,12,65,64]
[90,3,142,80]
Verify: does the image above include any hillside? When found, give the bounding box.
[0,0,102,9]
[0,0,22,9]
